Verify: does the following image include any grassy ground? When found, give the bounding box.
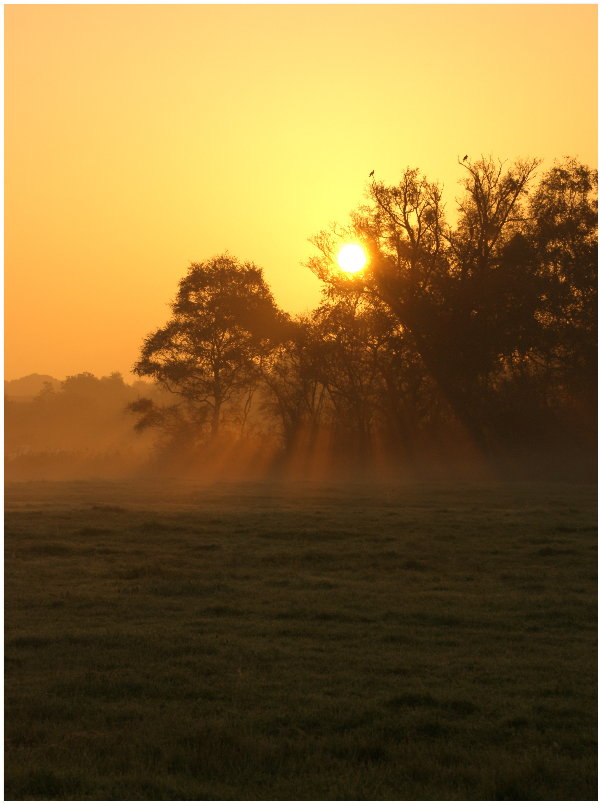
[5,480,597,800]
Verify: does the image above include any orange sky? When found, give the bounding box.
[5,4,597,380]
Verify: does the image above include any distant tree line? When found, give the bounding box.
[129,157,597,479]
[5,372,165,480]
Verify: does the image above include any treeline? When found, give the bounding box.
[6,157,595,481]
[5,373,166,480]
[130,157,597,480]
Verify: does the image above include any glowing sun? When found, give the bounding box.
[337,243,367,273]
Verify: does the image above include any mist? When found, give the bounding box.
[7,156,597,486]
[5,373,159,482]
[5,369,594,486]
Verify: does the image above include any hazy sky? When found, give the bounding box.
[5,4,597,380]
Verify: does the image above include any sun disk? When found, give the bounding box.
[337,243,367,273]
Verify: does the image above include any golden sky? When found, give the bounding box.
[5,4,598,380]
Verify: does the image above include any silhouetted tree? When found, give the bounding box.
[309,157,556,453]
[124,157,596,478]
[259,317,328,454]
[528,159,597,394]
[132,255,290,441]
[308,290,392,463]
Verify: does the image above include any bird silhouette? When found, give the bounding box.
[369,170,374,177]
[462,155,468,161]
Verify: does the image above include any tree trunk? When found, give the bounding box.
[211,397,221,439]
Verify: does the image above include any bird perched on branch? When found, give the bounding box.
[369,170,374,177]
[462,155,468,161]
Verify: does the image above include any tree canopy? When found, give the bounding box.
[129,157,596,479]
[133,255,291,439]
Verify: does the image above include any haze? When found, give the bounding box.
[5,4,597,380]
[5,9,597,797]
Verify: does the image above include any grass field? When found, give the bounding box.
[4,480,597,800]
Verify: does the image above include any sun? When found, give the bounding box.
[337,243,367,273]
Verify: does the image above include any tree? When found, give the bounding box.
[133,255,290,440]
[308,289,393,464]
[527,158,597,396]
[259,317,327,455]
[309,157,543,452]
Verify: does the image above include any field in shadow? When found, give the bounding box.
[5,480,597,800]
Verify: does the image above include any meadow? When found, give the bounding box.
[5,479,597,800]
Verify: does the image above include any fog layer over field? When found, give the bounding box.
[4,372,595,484]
